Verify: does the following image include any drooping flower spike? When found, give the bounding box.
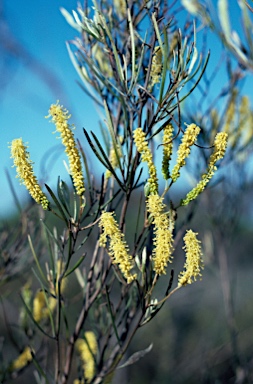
[99,211,137,283]
[178,230,204,286]
[10,138,49,210]
[181,131,228,205]
[47,101,85,196]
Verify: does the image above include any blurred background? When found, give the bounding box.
[1,0,253,383]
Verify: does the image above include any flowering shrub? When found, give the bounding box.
[4,1,253,383]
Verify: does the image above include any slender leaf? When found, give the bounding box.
[45,184,69,225]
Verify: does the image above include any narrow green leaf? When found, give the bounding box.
[218,0,231,39]
[105,286,121,346]
[90,131,125,189]
[128,36,146,95]
[152,13,164,55]
[64,255,86,278]
[128,9,136,93]
[159,27,169,104]
[45,184,69,225]
[60,8,81,32]
[77,138,92,197]
[117,344,153,369]
[19,294,55,340]
[28,235,47,284]
[30,350,51,384]
[57,177,71,216]
[104,100,123,173]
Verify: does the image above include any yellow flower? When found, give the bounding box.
[47,101,85,195]
[76,331,98,383]
[99,212,136,283]
[133,128,158,194]
[33,290,48,322]
[161,123,174,180]
[149,46,163,89]
[181,131,228,205]
[171,123,200,182]
[33,261,67,322]
[10,346,33,371]
[113,0,127,17]
[146,194,174,275]
[10,138,49,210]
[178,230,204,286]
[92,43,113,77]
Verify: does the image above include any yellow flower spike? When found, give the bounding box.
[33,261,67,322]
[171,123,201,182]
[92,43,113,77]
[161,123,174,180]
[33,290,48,322]
[99,212,137,283]
[47,101,85,196]
[113,0,127,17]
[76,331,98,383]
[133,128,158,194]
[10,346,33,371]
[178,230,204,286]
[149,46,163,89]
[181,131,228,206]
[10,138,49,210]
[146,194,174,275]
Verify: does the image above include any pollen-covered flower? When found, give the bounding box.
[178,230,204,286]
[10,138,49,210]
[146,194,174,275]
[161,123,174,180]
[133,128,158,194]
[171,124,200,182]
[181,131,228,205]
[10,346,33,371]
[149,46,163,89]
[47,101,85,195]
[76,331,98,383]
[99,212,136,283]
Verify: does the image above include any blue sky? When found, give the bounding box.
[1,1,253,218]
[0,0,99,217]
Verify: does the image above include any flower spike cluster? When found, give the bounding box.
[75,331,98,383]
[147,194,174,275]
[133,128,158,194]
[47,101,85,195]
[171,123,200,182]
[178,230,204,286]
[162,123,174,180]
[10,138,49,210]
[181,131,228,205]
[99,212,137,283]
